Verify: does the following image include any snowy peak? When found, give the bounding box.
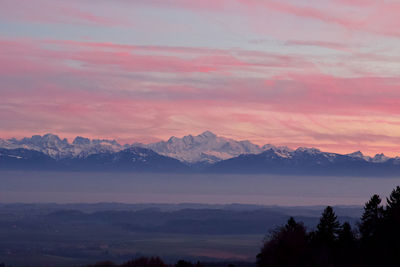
[122,146,156,156]
[347,151,364,158]
[148,131,323,164]
[167,131,217,146]
[0,134,123,159]
[295,147,322,154]
[23,133,69,147]
[347,151,371,161]
[143,131,263,163]
[198,131,217,138]
[347,151,390,163]
[73,136,91,145]
[259,146,336,160]
[371,153,390,163]
[3,134,72,159]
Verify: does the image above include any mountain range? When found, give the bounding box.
[0,132,399,175]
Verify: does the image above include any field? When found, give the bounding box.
[0,229,263,266]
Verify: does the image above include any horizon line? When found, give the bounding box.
[0,131,396,158]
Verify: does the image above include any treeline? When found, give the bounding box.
[257,186,400,267]
[85,186,400,267]
[4,187,399,267]
[86,258,237,267]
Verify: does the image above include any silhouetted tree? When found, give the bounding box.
[359,194,383,240]
[377,186,400,266]
[87,261,118,267]
[175,260,194,267]
[87,257,171,267]
[257,217,309,267]
[309,206,341,266]
[385,186,400,220]
[357,194,384,266]
[314,206,340,244]
[338,222,355,245]
[337,222,358,266]
[121,257,170,267]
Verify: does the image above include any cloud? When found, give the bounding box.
[285,40,351,52]
[129,0,400,38]
[1,38,400,156]
[0,0,129,26]
[0,38,316,79]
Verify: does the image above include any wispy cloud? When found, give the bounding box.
[0,0,129,26]
[1,1,400,156]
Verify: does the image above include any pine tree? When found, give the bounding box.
[380,186,400,266]
[337,222,358,266]
[359,194,383,240]
[386,186,400,219]
[315,206,340,244]
[285,217,299,232]
[338,222,355,245]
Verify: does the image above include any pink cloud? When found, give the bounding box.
[135,0,400,38]
[0,0,128,26]
[1,37,400,156]
[252,1,362,28]
[254,1,400,38]
[0,38,316,79]
[285,40,352,52]
[2,38,400,115]
[1,0,400,157]
[3,0,400,39]
[263,74,400,116]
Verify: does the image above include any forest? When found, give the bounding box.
[256,185,400,266]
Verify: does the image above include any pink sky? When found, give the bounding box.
[1,0,400,156]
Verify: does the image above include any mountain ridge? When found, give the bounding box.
[1,132,399,175]
[0,146,189,172]
[2,131,395,164]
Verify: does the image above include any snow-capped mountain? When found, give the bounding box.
[0,147,56,170]
[2,134,72,158]
[64,146,188,172]
[370,153,390,163]
[208,147,399,176]
[0,134,123,159]
[1,131,273,163]
[0,147,187,172]
[261,144,294,158]
[1,132,400,175]
[70,136,125,158]
[0,132,397,169]
[347,151,369,161]
[347,151,390,163]
[140,131,265,163]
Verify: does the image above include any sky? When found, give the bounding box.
[1,0,400,156]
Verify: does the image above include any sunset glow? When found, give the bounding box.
[1,0,400,156]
